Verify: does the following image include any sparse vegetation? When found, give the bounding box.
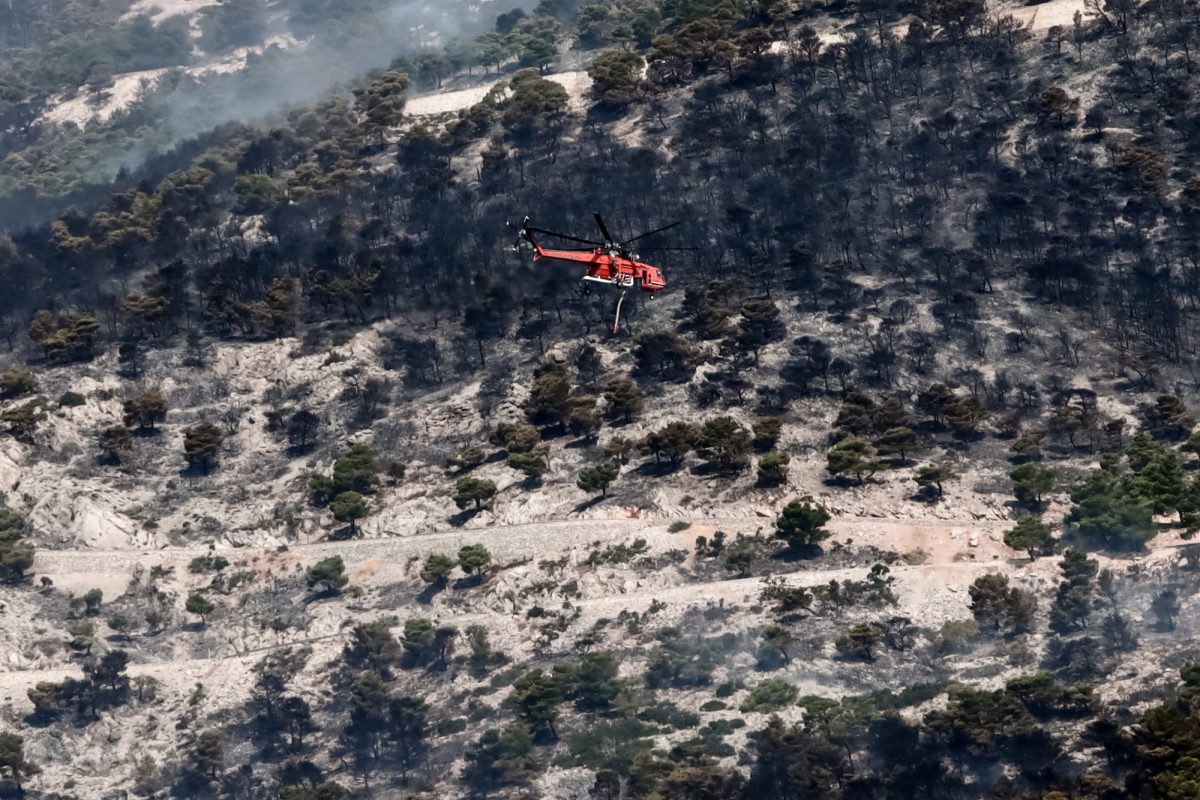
[183,422,224,474]
[457,545,492,577]
[0,509,33,584]
[774,498,831,552]
[420,554,457,587]
[1005,516,1055,560]
[453,477,497,511]
[330,491,368,536]
[185,593,215,627]
[576,461,619,498]
[305,557,348,596]
[7,2,1200,798]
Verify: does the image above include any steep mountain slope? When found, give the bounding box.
[0,0,525,228]
[5,1,1200,799]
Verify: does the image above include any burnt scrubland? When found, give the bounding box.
[4,0,1200,798]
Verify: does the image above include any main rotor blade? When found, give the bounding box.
[621,221,682,246]
[594,213,616,245]
[526,226,603,247]
[635,246,698,252]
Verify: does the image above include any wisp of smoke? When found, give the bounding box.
[110,0,527,175]
[0,1,532,232]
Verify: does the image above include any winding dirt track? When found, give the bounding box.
[27,515,998,574]
[0,558,1005,691]
[29,517,663,577]
[6,510,1190,706]
[0,516,1023,701]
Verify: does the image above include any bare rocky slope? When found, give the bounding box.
[2,296,1199,798]
[4,1,1200,798]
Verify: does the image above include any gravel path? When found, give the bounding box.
[0,515,1018,686]
[0,550,1017,701]
[28,515,1004,580]
[1000,0,1088,31]
[15,506,1184,711]
[405,71,591,117]
[31,517,670,575]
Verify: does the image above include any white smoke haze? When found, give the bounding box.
[103,0,529,174]
[0,1,536,231]
[168,2,524,127]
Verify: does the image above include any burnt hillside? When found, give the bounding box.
[4,2,1200,799]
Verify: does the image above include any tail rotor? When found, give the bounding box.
[507,216,532,252]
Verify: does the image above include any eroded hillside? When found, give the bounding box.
[5,0,1200,799]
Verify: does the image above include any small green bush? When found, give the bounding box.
[636,702,700,730]
[740,678,798,712]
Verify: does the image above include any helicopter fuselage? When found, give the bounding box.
[532,245,667,293]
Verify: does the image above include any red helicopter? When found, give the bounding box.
[512,213,684,332]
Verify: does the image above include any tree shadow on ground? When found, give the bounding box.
[178,462,214,479]
[823,476,866,489]
[910,488,944,505]
[452,574,486,590]
[326,524,357,542]
[769,544,821,563]
[416,582,446,605]
[573,496,605,513]
[448,508,482,528]
[634,461,679,477]
[689,462,745,479]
